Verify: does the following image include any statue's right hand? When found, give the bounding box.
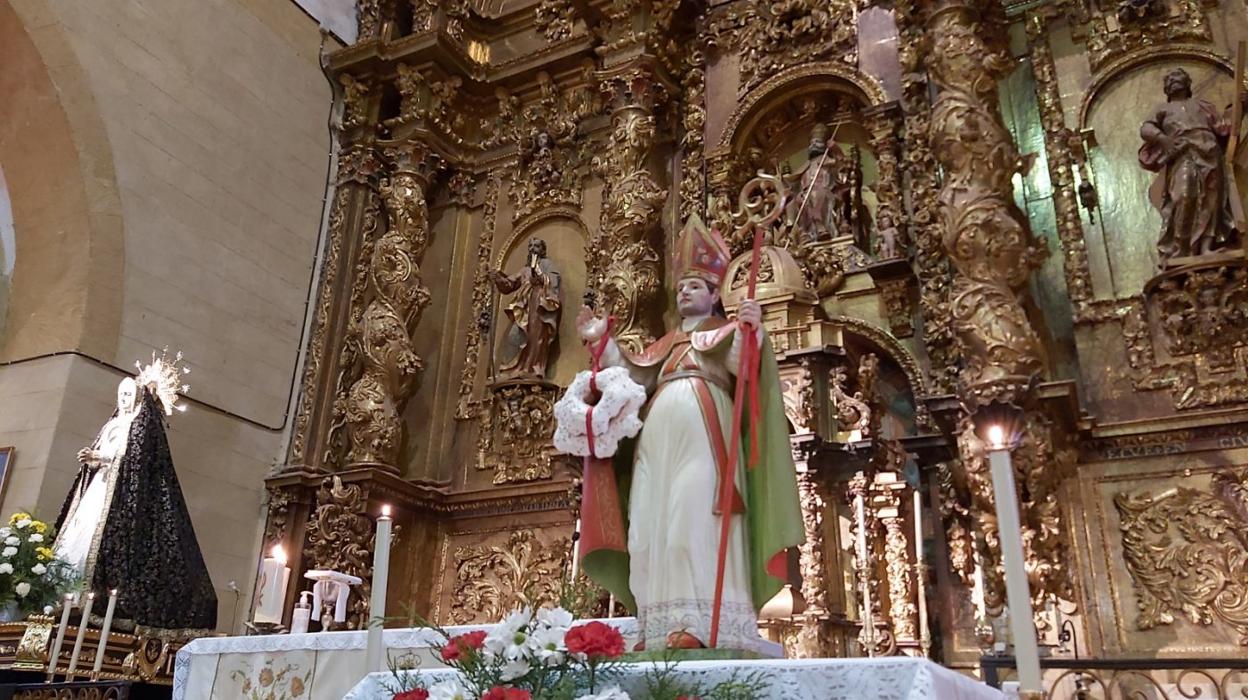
[76,447,93,464]
[576,306,606,343]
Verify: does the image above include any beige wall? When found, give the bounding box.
[0,0,330,631]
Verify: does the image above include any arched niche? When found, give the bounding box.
[1079,46,1243,298]
[492,208,589,387]
[708,63,897,255]
[0,1,124,361]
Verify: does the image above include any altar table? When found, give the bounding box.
[172,618,640,700]
[344,653,1003,698]
[344,656,1004,700]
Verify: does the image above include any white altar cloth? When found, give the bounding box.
[172,618,640,700]
[344,656,1004,700]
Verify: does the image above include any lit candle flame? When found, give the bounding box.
[272,544,287,565]
[381,504,391,518]
[987,425,1006,450]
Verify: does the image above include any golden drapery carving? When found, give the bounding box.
[450,529,571,624]
[1026,12,1095,315]
[456,174,502,420]
[927,0,1046,411]
[591,70,666,352]
[305,477,373,629]
[344,142,443,468]
[894,0,958,393]
[1115,470,1248,645]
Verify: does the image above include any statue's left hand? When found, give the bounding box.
[737,299,762,328]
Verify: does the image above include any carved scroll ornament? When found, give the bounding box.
[305,477,373,629]
[450,529,571,624]
[1115,470,1248,645]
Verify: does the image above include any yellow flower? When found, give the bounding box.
[8,513,29,526]
[35,547,53,561]
[30,522,47,535]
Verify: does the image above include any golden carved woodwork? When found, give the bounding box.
[865,105,908,262]
[450,529,571,624]
[475,380,563,485]
[954,413,1075,615]
[679,48,707,222]
[1060,0,1214,75]
[534,0,575,43]
[305,476,374,629]
[456,174,502,421]
[344,142,443,468]
[1025,13,1095,316]
[706,0,859,96]
[894,0,958,394]
[509,71,600,225]
[872,467,919,648]
[927,0,1046,411]
[340,74,372,131]
[1115,469,1248,645]
[591,70,667,352]
[291,145,386,469]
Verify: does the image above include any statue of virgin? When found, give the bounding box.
[53,354,217,630]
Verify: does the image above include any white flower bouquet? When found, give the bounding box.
[0,512,76,619]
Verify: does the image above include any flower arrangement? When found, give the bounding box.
[0,512,76,618]
[386,607,767,700]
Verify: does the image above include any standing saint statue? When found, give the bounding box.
[490,238,562,379]
[575,220,804,652]
[1139,67,1244,263]
[54,353,217,630]
[784,123,847,244]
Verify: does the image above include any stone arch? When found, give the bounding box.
[713,61,890,157]
[0,0,124,362]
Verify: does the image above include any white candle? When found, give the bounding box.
[66,591,95,676]
[607,593,616,619]
[855,491,875,657]
[986,426,1043,694]
[365,505,393,673]
[46,593,74,681]
[91,590,118,678]
[913,489,930,656]
[254,545,291,625]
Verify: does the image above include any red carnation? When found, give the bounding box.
[564,621,625,659]
[481,688,531,700]
[440,630,488,662]
[394,690,429,700]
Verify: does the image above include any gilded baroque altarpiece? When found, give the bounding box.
[257,0,1248,670]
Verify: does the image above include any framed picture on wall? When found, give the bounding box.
[0,447,12,506]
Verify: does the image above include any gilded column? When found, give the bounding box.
[927,0,1044,409]
[893,0,957,392]
[1025,13,1093,314]
[591,69,666,352]
[795,472,832,657]
[344,141,444,470]
[926,0,1074,614]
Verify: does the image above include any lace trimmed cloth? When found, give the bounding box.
[553,366,646,458]
[343,656,1005,700]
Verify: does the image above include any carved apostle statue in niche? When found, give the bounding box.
[1139,68,1244,264]
[784,123,849,244]
[491,237,562,379]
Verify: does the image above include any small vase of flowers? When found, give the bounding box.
[0,512,77,620]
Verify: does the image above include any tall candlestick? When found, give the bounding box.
[913,489,930,657]
[66,591,95,677]
[855,492,876,657]
[254,545,291,625]
[91,590,118,678]
[986,426,1043,695]
[365,505,393,673]
[46,593,74,682]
